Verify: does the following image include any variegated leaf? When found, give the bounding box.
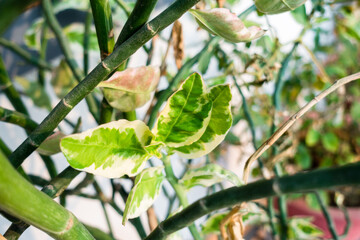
[98,66,160,112]
[173,84,232,158]
[123,167,164,224]
[60,120,156,178]
[37,131,66,156]
[179,164,241,190]
[255,0,307,14]
[189,8,265,43]
[152,73,213,147]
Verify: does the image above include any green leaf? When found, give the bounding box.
[179,163,241,190]
[24,18,46,50]
[321,132,339,153]
[291,4,308,25]
[173,85,232,158]
[63,23,99,51]
[152,73,213,147]
[350,102,360,121]
[295,144,312,169]
[98,66,160,112]
[123,166,164,224]
[189,8,265,43]
[37,131,66,156]
[15,76,52,110]
[60,120,156,178]
[201,212,228,234]
[255,0,307,14]
[288,217,323,239]
[305,129,320,147]
[51,59,78,99]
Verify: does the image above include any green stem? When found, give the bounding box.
[0,54,29,115]
[42,0,100,123]
[9,0,201,168]
[0,55,58,178]
[92,181,114,239]
[115,0,158,48]
[83,7,92,76]
[38,21,49,86]
[124,110,137,121]
[314,192,339,240]
[116,0,159,70]
[89,0,116,123]
[0,107,38,131]
[4,167,81,239]
[146,162,360,240]
[275,164,288,240]
[114,0,132,17]
[269,41,300,239]
[147,37,220,128]
[90,0,115,60]
[0,151,93,240]
[267,198,278,238]
[0,38,52,70]
[162,156,202,240]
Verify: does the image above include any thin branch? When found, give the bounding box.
[146,161,360,240]
[0,38,52,70]
[243,72,360,183]
[42,0,100,123]
[314,191,339,240]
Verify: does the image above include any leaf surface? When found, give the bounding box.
[123,167,164,224]
[152,73,212,147]
[98,66,160,112]
[174,84,232,158]
[189,8,265,43]
[179,164,241,190]
[60,120,156,178]
[37,131,66,156]
[255,0,307,14]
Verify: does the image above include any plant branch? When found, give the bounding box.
[0,151,93,240]
[0,107,38,132]
[0,38,52,70]
[146,161,360,240]
[163,156,201,240]
[42,0,100,123]
[314,192,339,240]
[9,0,201,168]
[243,71,360,183]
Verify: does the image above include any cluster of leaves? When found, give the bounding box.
[60,73,238,223]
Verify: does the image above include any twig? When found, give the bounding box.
[0,38,52,70]
[0,107,38,132]
[146,161,360,240]
[42,0,100,123]
[314,191,339,240]
[243,72,360,183]
[147,207,158,231]
[301,41,331,83]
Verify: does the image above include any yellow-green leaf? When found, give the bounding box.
[123,167,164,224]
[152,73,212,147]
[60,120,156,178]
[173,85,232,158]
